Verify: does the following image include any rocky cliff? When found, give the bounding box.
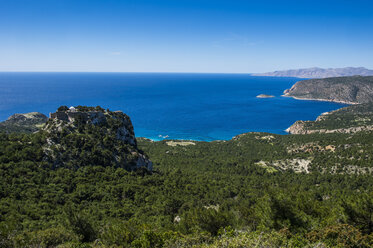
[43,106,152,171]
[253,67,373,78]
[283,76,373,104]
[0,112,48,133]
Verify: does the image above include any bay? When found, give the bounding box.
[0,72,347,141]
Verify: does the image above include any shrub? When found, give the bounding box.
[178,208,235,236]
[307,224,373,248]
[58,106,69,112]
[99,221,139,246]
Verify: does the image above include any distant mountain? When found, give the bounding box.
[283,76,373,104]
[252,67,373,78]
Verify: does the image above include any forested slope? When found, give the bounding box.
[287,103,373,134]
[1,115,373,247]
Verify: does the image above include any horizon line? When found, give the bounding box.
[0,71,255,74]
[0,66,371,74]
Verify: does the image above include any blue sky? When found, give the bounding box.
[0,0,372,73]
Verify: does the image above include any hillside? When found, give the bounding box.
[0,112,48,133]
[1,106,373,247]
[287,103,373,134]
[283,75,373,104]
[252,67,373,78]
[42,105,152,171]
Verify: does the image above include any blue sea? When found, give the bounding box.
[0,72,347,141]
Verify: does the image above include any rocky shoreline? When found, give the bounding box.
[281,76,373,134]
[281,94,358,105]
[282,76,373,104]
[286,121,373,134]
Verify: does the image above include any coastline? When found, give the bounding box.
[283,98,352,134]
[138,94,357,140]
[281,94,358,105]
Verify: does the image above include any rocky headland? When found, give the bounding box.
[42,106,152,171]
[283,76,373,104]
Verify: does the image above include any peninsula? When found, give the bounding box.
[283,75,373,104]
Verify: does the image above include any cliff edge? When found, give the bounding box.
[43,106,152,171]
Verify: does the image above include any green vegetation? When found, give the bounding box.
[0,112,48,134]
[57,105,105,112]
[288,103,373,135]
[1,131,373,247]
[284,75,373,104]
[1,106,373,247]
[303,103,373,131]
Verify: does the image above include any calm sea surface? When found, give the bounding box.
[0,72,347,141]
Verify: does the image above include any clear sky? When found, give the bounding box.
[0,0,372,73]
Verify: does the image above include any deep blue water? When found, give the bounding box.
[0,72,347,141]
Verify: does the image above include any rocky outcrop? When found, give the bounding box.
[256,158,312,173]
[283,76,373,104]
[7,112,48,123]
[43,106,152,171]
[253,67,373,78]
[287,121,373,134]
[47,109,136,146]
[286,121,309,134]
[0,112,48,133]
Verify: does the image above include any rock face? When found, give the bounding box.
[287,120,373,135]
[43,106,152,171]
[283,76,373,104]
[252,67,373,78]
[286,121,309,134]
[48,109,136,146]
[0,112,48,133]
